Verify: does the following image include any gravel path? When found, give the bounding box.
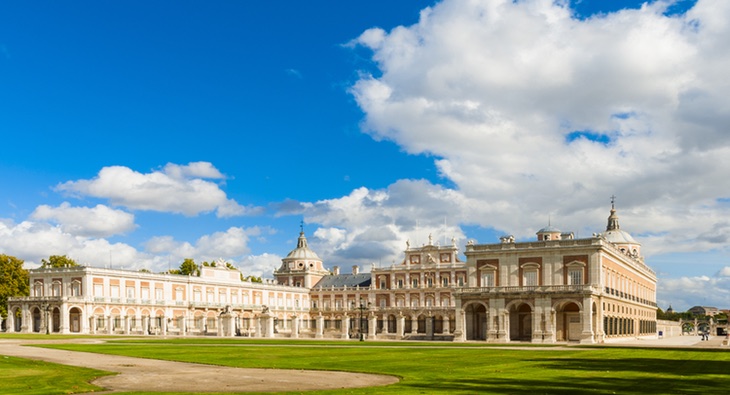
[0,339,399,394]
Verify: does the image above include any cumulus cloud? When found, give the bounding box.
[31,202,136,237]
[0,218,270,274]
[0,219,161,270]
[239,253,283,278]
[142,226,270,269]
[658,272,730,311]
[56,162,262,217]
[294,180,467,266]
[343,0,730,259]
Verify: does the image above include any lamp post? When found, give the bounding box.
[355,299,370,342]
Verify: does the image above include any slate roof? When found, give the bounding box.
[313,273,371,288]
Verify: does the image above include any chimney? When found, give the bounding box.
[333,266,340,275]
[352,265,359,275]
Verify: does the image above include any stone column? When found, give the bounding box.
[580,296,594,344]
[410,315,418,335]
[259,313,274,338]
[368,315,377,339]
[501,310,510,342]
[291,315,299,339]
[342,315,350,339]
[315,315,324,339]
[6,313,14,333]
[453,308,465,342]
[59,304,69,334]
[396,314,405,339]
[123,316,130,335]
[442,316,450,335]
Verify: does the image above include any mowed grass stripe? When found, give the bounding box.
[36,339,730,395]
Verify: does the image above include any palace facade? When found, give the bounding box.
[5,204,657,343]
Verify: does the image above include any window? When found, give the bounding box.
[33,281,44,297]
[524,271,538,286]
[397,279,404,288]
[569,269,583,285]
[427,277,433,287]
[482,272,495,287]
[94,284,103,297]
[457,276,464,287]
[442,277,449,287]
[175,288,183,301]
[126,287,135,299]
[71,281,82,296]
[52,281,62,297]
[155,288,164,301]
[110,285,119,298]
[380,279,386,289]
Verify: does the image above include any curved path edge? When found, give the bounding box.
[0,339,399,393]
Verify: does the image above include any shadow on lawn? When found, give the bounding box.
[403,357,730,394]
[406,376,719,394]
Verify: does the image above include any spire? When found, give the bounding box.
[297,228,308,249]
[606,195,620,231]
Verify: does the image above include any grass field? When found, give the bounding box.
[2,335,730,395]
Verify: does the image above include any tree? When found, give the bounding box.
[0,254,29,318]
[243,275,262,283]
[41,255,79,268]
[179,258,200,276]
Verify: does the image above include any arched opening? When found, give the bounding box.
[52,307,61,333]
[510,303,533,341]
[387,314,397,334]
[556,302,581,341]
[69,307,82,333]
[433,314,444,334]
[417,315,427,334]
[32,307,42,333]
[464,303,487,340]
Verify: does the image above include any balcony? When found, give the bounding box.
[456,284,599,296]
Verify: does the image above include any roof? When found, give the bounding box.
[537,225,561,233]
[313,273,371,288]
[284,231,321,261]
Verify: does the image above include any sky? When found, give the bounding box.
[1,0,727,312]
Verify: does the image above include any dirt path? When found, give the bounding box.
[0,339,399,394]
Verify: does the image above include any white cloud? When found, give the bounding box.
[296,180,468,266]
[30,202,135,237]
[658,272,730,311]
[0,219,160,270]
[56,162,260,217]
[345,0,730,258]
[238,253,282,278]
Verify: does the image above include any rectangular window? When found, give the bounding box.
[397,279,404,288]
[155,288,164,301]
[94,284,104,297]
[412,279,418,288]
[524,271,538,286]
[569,269,583,285]
[482,273,495,287]
[126,287,135,299]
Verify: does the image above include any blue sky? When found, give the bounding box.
[2,0,728,311]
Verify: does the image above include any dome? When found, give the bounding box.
[284,231,321,261]
[537,225,561,234]
[602,229,637,244]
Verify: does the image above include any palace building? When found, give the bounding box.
[5,203,657,343]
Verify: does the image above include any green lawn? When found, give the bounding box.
[2,336,730,395]
[0,353,111,395]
